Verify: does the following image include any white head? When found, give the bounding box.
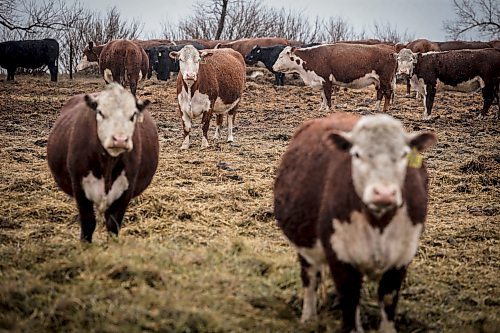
[394,48,417,78]
[272,46,303,73]
[328,114,435,217]
[84,83,150,157]
[169,45,211,85]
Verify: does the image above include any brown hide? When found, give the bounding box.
[176,48,246,106]
[436,40,492,51]
[414,48,500,117]
[406,38,440,53]
[99,39,148,96]
[274,112,429,247]
[83,43,105,63]
[132,39,175,50]
[192,39,231,49]
[218,37,290,57]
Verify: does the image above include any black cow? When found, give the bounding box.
[148,42,204,81]
[245,43,321,86]
[0,38,59,81]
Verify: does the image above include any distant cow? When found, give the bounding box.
[436,40,492,51]
[274,112,435,332]
[273,44,397,112]
[245,43,321,86]
[76,41,105,71]
[148,42,205,80]
[216,37,290,57]
[169,45,246,149]
[0,38,59,81]
[47,83,159,242]
[131,39,175,78]
[395,48,500,119]
[99,39,149,96]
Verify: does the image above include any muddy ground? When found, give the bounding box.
[0,71,498,333]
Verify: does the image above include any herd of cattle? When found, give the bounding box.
[1,35,498,333]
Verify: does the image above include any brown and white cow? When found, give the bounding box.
[169,45,246,150]
[274,112,435,333]
[395,48,500,120]
[47,83,159,242]
[98,39,149,96]
[273,44,397,112]
[76,41,105,71]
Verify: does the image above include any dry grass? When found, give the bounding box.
[0,72,498,333]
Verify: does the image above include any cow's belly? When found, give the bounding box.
[213,97,240,114]
[300,70,325,89]
[330,207,422,280]
[437,76,484,93]
[81,171,129,213]
[331,71,380,89]
[178,88,210,119]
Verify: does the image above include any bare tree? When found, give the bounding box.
[371,21,414,43]
[319,16,355,42]
[215,0,229,39]
[444,0,500,39]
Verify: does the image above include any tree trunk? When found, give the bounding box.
[215,0,229,40]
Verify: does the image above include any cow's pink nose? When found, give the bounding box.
[372,185,397,205]
[112,135,129,148]
[185,73,196,80]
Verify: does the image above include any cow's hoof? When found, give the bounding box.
[300,313,317,324]
[201,138,209,149]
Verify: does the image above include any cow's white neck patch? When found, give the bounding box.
[81,171,129,213]
[330,207,422,281]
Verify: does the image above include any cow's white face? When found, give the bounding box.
[273,46,303,73]
[395,48,417,78]
[169,45,201,85]
[85,83,150,157]
[76,54,97,71]
[329,115,435,217]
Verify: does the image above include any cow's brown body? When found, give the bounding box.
[47,89,159,242]
[436,40,492,51]
[99,39,149,96]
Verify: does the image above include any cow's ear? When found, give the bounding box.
[290,46,297,53]
[84,95,98,111]
[406,131,436,152]
[326,131,352,151]
[136,99,150,112]
[169,51,179,60]
[88,41,94,50]
[214,43,222,49]
[392,52,398,59]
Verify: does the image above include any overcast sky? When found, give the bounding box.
[83,0,483,41]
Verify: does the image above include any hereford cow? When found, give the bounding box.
[99,39,149,96]
[169,45,246,149]
[47,83,159,242]
[273,44,397,112]
[245,43,321,86]
[274,112,435,333]
[76,41,105,71]
[148,42,205,80]
[0,38,59,81]
[395,48,500,119]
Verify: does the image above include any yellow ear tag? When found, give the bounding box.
[407,147,423,168]
[137,113,144,123]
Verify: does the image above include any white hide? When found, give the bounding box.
[81,170,129,213]
[330,209,423,281]
[91,83,140,157]
[330,70,380,89]
[76,55,97,71]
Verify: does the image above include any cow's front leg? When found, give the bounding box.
[75,189,97,243]
[214,114,223,140]
[299,254,321,323]
[181,112,192,150]
[377,267,407,333]
[105,192,131,238]
[330,260,364,333]
[422,83,436,120]
[227,111,236,143]
[201,111,212,149]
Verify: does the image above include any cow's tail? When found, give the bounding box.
[104,68,113,83]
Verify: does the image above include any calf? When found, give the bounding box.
[395,48,500,119]
[274,113,435,333]
[47,83,159,242]
[0,38,59,81]
[169,45,246,149]
[148,42,204,81]
[76,41,105,71]
[99,39,149,96]
[273,44,397,112]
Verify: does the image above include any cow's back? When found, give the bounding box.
[197,49,246,102]
[100,40,143,78]
[274,113,360,247]
[406,38,440,53]
[0,39,58,69]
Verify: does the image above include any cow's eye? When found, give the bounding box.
[130,113,137,122]
[401,151,408,159]
[97,110,105,118]
[158,52,162,57]
[353,152,361,159]
[257,50,261,53]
